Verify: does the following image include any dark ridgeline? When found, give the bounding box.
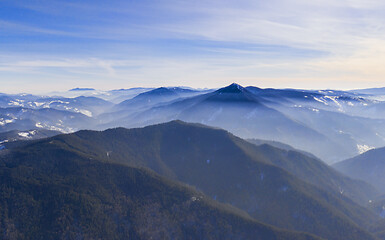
[0,124,321,240]
[1,120,380,240]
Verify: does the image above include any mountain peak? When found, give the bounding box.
[69,88,95,91]
[216,83,245,94]
[146,87,176,95]
[201,83,263,104]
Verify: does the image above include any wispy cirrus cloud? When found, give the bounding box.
[1,0,385,92]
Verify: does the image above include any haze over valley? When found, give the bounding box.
[3,0,385,239]
[1,84,385,238]
[2,83,385,163]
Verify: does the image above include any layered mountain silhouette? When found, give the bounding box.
[2,83,385,239]
[108,84,355,163]
[117,87,202,111]
[4,120,380,239]
[2,83,385,163]
[0,107,94,133]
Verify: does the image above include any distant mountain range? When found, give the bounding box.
[1,83,385,163]
[1,121,383,239]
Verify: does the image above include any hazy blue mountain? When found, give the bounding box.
[334,146,385,194]
[0,107,94,133]
[98,87,211,128]
[247,138,318,159]
[46,88,153,103]
[69,87,96,91]
[117,87,207,110]
[105,87,154,103]
[111,84,347,163]
[0,94,17,108]
[6,96,113,117]
[351,87,385,95]
[274,105,385,162]
[242,85,385,162]
[2,83,385,163]
[246,86,370,114]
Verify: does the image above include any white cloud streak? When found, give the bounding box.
[1,0,385,91]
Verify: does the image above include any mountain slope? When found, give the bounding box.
[98,87,208,128]
[117,87,203,110]
[116,84,333,148]
[275,105,385,162]
[3,84,385,164]
[107,84,353,163]
[0,107,94,133]
[247,138,318,159]
[244,141,379,205]
[334,147,385,194]
[0,135,321,240]
[0,129,61,150]
[40,120,378,240]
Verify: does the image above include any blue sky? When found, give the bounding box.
[1,0,385,93]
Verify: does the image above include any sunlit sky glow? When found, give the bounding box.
[1,0,385,93]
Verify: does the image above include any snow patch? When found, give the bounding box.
[357,144,375,154]
[325,96,343,111]
[313,97,328,105]
[18,132,30,138]
[79,109,92,117]
[0,118,15,126]
[17,130,37,139]
[8,100,22,106]
[34,102,45,107]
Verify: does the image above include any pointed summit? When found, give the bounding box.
[216,83,245,94]
[144,87,177,96]
[204,83,263,104]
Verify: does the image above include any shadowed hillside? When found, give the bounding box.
[0,139,321,240]
[26,120,379,240]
